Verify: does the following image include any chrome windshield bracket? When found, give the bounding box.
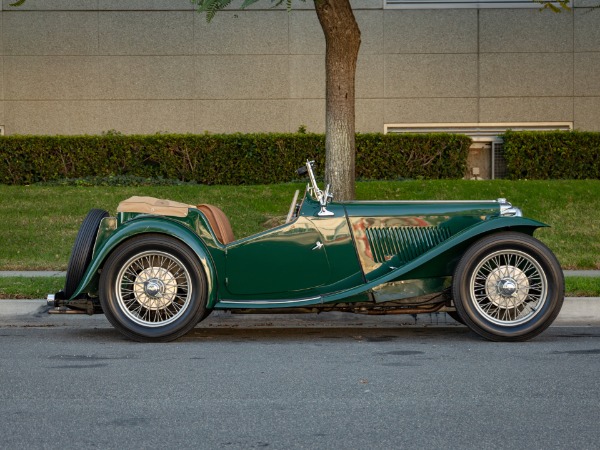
[317,207,334,217]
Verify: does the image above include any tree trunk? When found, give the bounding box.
[314,0,361,201]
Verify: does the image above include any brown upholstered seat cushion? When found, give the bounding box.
[197,204,235,245]
[117,196,192,217]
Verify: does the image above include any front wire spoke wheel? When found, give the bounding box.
[470,249,547,327]
[452,232,564,342]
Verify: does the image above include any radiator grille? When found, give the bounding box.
[366,226,452,264]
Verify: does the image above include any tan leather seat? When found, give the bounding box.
[197,204,235,245]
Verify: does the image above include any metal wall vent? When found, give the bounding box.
[492,142,507,179]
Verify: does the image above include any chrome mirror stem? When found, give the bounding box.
[304,160,334,216]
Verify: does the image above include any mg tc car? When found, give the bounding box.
[48,161,564,342]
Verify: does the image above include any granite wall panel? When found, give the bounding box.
[289,55,324,99]
[384,98,478,124]
[4,56,100,100]
[194,11,289,55]
[575,52,600,96]
[383,9,477,54]
[98,56,195,100]
[480,53,573,98]
[194,100,289,133]
[385,54,478,98]
[195,55,289,100]
[97,100,195,134]
[479,97,574,123]
[3,11,98,55]
[98,11,194,55]
[574,97,600,131]
[288,99,325,133]
[4,101,100,134]
[480,9,573,53]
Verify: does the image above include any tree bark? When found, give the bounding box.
[314,0,361,201]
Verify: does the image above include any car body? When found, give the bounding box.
[49,162,564,342]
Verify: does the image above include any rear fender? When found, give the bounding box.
[322,217,548,303]
[67,217,218,308]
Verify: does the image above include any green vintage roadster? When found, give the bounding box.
[48,161,564,342]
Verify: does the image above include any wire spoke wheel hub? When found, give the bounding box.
[116,251,192,327]
[470,250,547,327]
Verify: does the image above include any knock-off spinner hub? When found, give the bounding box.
[485,265,529,309]
[133,267,177,310]
[144,279,164,298]
[498,278,517,296]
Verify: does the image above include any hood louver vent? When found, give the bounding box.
[366,226,452,264]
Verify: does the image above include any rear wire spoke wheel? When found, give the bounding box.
[100,234,208,342]
[117,251,191,327]
[452,232,564,342]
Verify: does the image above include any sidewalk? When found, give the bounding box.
[1,298,599,328]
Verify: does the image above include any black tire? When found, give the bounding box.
[447,310,466,325]
[64,209,109,298]
[99,234,208,342]
[452,231,564,342]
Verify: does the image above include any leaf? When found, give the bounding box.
[192,0,307,21]
[9,0,26,6]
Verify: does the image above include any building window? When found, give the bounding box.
[385,0,552,9]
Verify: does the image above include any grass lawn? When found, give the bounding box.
[0,179,599,270]
[1,276,598,300]
[0,277,64,299]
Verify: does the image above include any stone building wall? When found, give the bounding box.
[0,0,598,135]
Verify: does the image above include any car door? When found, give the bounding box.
[224,216,331,297]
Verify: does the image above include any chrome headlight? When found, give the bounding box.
[497,198,523,217]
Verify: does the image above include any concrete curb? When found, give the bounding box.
[563,270,600,277]
[1,298,599,328]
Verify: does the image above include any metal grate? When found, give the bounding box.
[492,142,507,179]
[366,226,452,264]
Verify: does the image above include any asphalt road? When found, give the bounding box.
[1,317,600,449]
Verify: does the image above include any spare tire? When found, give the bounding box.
[64,209,109,298]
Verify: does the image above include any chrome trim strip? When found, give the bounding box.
[219,297,322,306]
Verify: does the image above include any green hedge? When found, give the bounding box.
[503,130,600,180]
[0,133,471,185]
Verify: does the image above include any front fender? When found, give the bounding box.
[68,217,218,309]
[322,216,548,303]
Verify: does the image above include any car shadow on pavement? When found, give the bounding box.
[61,325,475,344]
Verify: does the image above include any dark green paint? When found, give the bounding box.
[220,198,364,301]
[69,215,219,308]
[66,191,546,313]
[320,216,546,304]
